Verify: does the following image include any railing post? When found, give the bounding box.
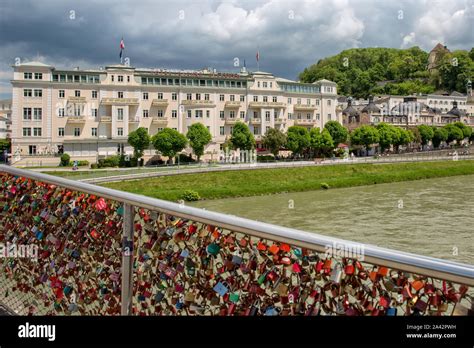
[121,203,134,315]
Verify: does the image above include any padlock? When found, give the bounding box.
[247,300,260,316]
[213,281,229,297]
[386,307,397,316]
[330,263,343,283]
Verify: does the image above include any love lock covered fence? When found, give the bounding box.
[0,165,473,316]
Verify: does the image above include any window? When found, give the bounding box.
[265,111,270,121]
[328,114,332,120]
[32,108,42,120]
[196,94,201,101]
[23,108,32,120]
[253,111,258,118]
[187,110,192,118]
[118,76,124,82]
[117,128,124,136]
[172,93,177,101]
[118,91,124,99]
[74,128,80,136]
[307,99,311,105]
[158,127,164,132]
[59,90,65,98]
[74,106,81,116]
[270,82,273,88]
[274,111,278,119]
[206,110,210,118]
[288,113,292,120]
[127,76,130,82]
[327,100,331,106]
[23,128,31,136]
[143,92,149,100]
[253,96,258,102]
[111,75,114,82]
[257,82,260,88]
[92,108,98,117]
[253,127,260,135]
[58,108,65,117]
[219,95,224,101]
[117,108,124,120]
[272,97,277,103]
[24,72,32,80]
[240,111,245,118]
[29,145,37,155]
[288,98,292,104]
[230,126,233,133]
[316,113,320,120]
[195,110,203,118]
[230,111,235,119]
[316,100,320,106]
[143,110,149,118]
[34,73,43,80]
[172,110,177,118]
[158,93,163,100]
[230,95,235,101]
[24,89,32,97]
[75,90,81,97]
[33,127,42,136]
[297,98,301,104]
[263,96,268,102]
[266,126,270,133]
[220,111,224,119]
[187,93,192,100]
[220,126,225,135]
[58,128,65,137]
[205,94,210,101]
[306,113,311,120]
[240,95,245,102]
[92,128,98,137]
[263,82,267,88]
[92,91,98,99]
[157,110,163,117]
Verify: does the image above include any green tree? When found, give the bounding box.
[432,127,448,148]
[230,122,255,150]
[417,125,435,146]
[394,128,414,151]
[128,127,151,159]
[0,139,10,154]
[310,128,334,157]
[287,126,310,156]
[262,128,287,156]
[152,128,187,163]
[444,124,464,144]
[376,123,398,152]
[452,121,472,140]
[186,123,212,161]
[324,120,348,146]
[350,126,380,155]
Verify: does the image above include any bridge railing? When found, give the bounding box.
[0,165,472,316]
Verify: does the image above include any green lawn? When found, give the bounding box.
[101,160,474,202]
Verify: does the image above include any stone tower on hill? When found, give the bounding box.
[427,43,450,72]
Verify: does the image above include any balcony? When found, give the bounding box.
[67,96,87,104]
[274,118,286,124]
[151,99,169,107]
[101,97,139,106]
[0,165,471,316]
[294,118,318,125]
[249,118,261,124]
[224,101,241,108]
[293,104,317,111]
[249,101,286,109]
[181,100,216,108]
[129,118,140,124]
[151,117,168,125]
[224,117,241,124]
[66,115,86,123]
[100,116,112,123]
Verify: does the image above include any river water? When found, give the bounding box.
[193,175,474,264]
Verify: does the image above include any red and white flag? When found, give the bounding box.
[256,50,260,62]
[120,38,125,50]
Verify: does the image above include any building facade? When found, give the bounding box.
[0,99,12,140]
[11,62,338,160]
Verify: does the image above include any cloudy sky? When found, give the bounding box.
[0,0,473,99]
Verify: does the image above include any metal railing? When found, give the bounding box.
[0,165,472,316]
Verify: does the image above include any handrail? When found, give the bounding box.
[1,164,473,286]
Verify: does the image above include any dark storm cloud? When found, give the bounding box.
[0,0,473,99]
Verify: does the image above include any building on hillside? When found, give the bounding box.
[0,99,12,140]
[427,43,450,72]
[10,62,338,161]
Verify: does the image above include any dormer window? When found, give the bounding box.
[75,90,81,97]
[118,91,124,99]
[24,72,32,80]
[34,73,43,80]
[118,76,124,82]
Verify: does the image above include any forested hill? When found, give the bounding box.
[299,46,474,98]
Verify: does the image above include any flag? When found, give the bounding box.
[256,51,260,62]
[119,38,125,59]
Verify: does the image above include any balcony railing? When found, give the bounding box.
[224,101,242,108]
[100,116,112,123]
[0,165,472,316]
[224,117,241,124]
[66,115,86,123]
[67,96,87,104]
[293,104,317,111]
[294,118,318,125]
[151,99,169,107]
[101,98,139,106]
[181,100,216,108]
[151,116,168,124]
[249,102,286,109]
[249,118,261,124]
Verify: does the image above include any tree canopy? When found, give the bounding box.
[152,128,187,161]
[324,120,348,146]
[417,125,435,146]
[350,125,380,153]
[286,126,310,155]
[230,122,255,150]
[186,123,212,161]
[262,128,287,156]
[310,128,334,157]
[128,127,150,159]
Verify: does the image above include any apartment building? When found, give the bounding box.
[0,99,12,140]
[10,62,338,160]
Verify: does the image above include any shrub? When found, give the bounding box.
[257,155,275,162]
[60,153,70,166]
[90,163,99,169]
[320,183,330,190]
[98,155,121,168]
[178,153,195,163]
[180,190,200,201]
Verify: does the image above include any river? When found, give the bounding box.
[193,175,474,264]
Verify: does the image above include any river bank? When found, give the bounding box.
[102,159,474,201]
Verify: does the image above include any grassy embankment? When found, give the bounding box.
[102,160,474,201]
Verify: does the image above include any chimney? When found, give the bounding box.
[368,95,374,104]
